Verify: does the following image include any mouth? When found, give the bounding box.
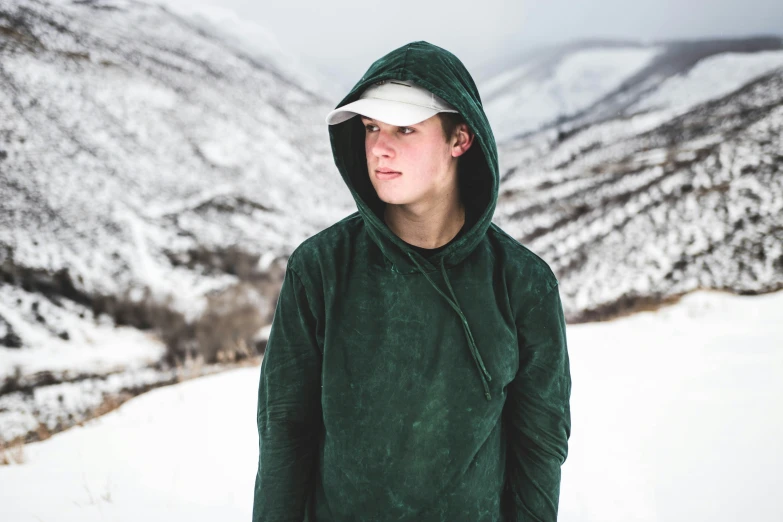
[375,168,401,180]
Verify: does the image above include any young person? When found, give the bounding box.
[253,41,571,522]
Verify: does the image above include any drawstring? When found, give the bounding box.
[405,252,493,401]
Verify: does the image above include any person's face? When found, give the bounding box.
[362,114,469,208]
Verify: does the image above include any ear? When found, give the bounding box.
[450,123,474,158]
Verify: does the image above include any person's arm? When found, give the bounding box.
[252,262,322,522]
[504,282,572,521]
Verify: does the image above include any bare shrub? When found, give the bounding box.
[4,243,286,367]
[91,281,271,365]
[1,247,92,307]
[195,283,267,364]
[165,245,263,281]
[91,288,197,366]
[0,316,23,348]
[0,365,23,395]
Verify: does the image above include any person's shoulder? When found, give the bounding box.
[287,211,364,273]
[486,223,559,290]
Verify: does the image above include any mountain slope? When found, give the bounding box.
[0,0,352,348]
[492,60,783,321]
[0,0,361,437]
[0,0,361,445]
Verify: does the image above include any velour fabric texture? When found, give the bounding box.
[253,41,572,522]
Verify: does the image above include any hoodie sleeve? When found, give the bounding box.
[252,263,323,522]
[505,282,572,522]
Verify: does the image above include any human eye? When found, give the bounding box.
[364,123,378,132]
[399,127,414,135]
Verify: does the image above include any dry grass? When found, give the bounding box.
[567,287,756,324]
[83,392,132,423]
[35,422,52,442]
[0,440,25,465]
[570,292,687,324]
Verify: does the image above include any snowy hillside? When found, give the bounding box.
[1,289,781,521]
[0,2,351,351]
[485,39,783,321]
[0,0,354,443]
[0,0,350,299]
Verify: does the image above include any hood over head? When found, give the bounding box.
[328,41,499,274]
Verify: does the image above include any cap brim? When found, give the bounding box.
[325,98,440,126]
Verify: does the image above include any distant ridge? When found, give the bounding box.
[484,40,783,320]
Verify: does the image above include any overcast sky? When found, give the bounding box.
[168,0,783,91]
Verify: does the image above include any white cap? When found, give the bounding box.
[325,79,459,126]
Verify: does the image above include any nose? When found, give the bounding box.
[370,129,395,158]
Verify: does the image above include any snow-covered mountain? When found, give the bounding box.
[0,0,358,443]
[484,37,783,141]
[0,0,352,362]
[483,42,662,142]
[2,1,782,445]
[487,39,783,321]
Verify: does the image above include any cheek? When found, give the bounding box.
[409,141,446,179]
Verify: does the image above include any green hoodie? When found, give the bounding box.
[253,41,571,522]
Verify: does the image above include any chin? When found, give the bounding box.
[374,188,414,206]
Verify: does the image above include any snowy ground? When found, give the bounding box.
[1,289,781,522]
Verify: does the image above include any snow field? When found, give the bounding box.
[1,290,781,521]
